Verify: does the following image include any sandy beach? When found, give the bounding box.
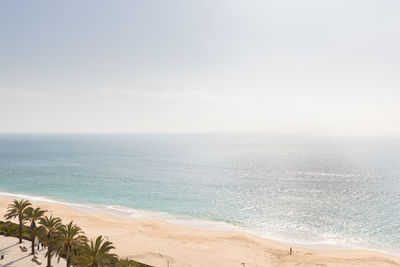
[0,196,399,267]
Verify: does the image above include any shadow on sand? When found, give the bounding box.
[1,253,32,267]
[0,242,19,253]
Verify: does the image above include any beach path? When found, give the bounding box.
[0,235,66,267]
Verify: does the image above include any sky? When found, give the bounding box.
[0,0,399,135]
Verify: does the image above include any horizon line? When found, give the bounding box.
[0,131,399,138]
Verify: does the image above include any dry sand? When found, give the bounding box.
[0,196,399,267]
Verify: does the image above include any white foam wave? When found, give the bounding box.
[0,191,94,210]
[1,190,400,256]
[0,191,242,232]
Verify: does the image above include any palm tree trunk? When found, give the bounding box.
[66,246,71,267]
[31,236,35,254]
[47,247,52,267]
[18,218,23,244]
[31,224,36,254]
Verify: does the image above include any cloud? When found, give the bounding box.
[94,87,253,104]
[0,87,36,98]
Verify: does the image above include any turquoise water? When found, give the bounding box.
[0,134,400,253]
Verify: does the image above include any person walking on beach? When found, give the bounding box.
[289,247,293,255]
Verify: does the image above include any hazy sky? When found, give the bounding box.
[1,0,399,135]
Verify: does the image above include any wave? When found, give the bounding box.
[0,190,242,232]
[1,190,399,257]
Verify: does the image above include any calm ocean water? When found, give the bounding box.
[0,134,399,253]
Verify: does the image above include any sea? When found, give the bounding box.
[0,134,399,254]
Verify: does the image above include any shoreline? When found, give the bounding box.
[0,194,400,266]
[1,190,398,255]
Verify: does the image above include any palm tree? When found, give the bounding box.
[25,207,45,254]
[4,199,32,243]
[76,236,117,267]
[39,216,62,267]
[116,258,137,267]
[54,221,87,267]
